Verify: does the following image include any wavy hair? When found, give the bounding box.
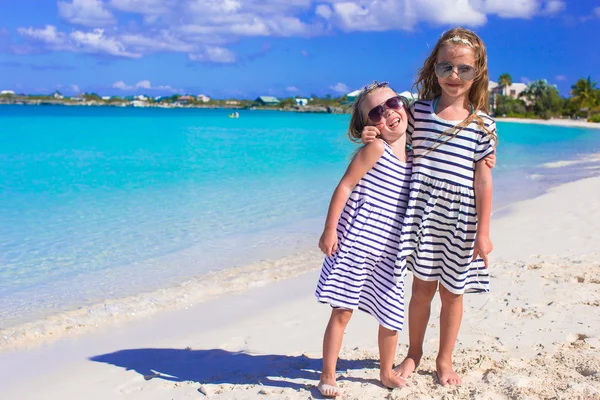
[413,27,497,149]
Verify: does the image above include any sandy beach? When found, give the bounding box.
[1,175,599,400]
[496,117,600,129]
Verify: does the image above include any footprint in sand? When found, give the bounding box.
[511,307,543,318]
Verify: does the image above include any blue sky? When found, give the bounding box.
[0,0,599,99]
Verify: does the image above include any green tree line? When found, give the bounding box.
[492,74,600,122]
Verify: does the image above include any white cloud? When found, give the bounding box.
[109,0,174,15]
[300,49,309,57]
[113,80,132,90]
[113,80,182,92]
[69,29,141,58]
[555,75,567,81]
[120,31,196,52]
[58,0,116,27]
[136,80,152,89]
[316,4,333,19]
[17,25,68,48]
[541,0,565,15]
[18,25,140,58]
[286,86,299,92]
[329,82,350,93]
[481,0,540,18]
[70,84,81,92]
[189,46,236,63]
[17,0,571,60]
[595,7,600,18]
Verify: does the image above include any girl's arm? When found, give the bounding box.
[472,161,493,267]
[319,140,386,256]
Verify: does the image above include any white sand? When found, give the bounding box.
[497,117,600,129]
[1,177,599,400]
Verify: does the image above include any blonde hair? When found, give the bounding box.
[348,81,409,143]
[414,27,497,148]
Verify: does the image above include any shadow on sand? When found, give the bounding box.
[90,348,378,392]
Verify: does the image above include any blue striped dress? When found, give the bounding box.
[395,100,496,294]
[315,141,412,331]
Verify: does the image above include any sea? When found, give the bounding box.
[1,105,599,344]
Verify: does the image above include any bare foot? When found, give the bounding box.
[380,369,407,389]
[392,353,421,381]
[317,377,341,398]
[436,358,461,386]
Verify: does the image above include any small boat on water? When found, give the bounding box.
[228,112,240,118]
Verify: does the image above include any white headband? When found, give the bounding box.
[447,36,473,47]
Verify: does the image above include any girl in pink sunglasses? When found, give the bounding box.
[362,27,496,387]
[315,81,412,396]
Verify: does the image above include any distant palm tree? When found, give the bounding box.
[571,76,599,119]
[520,79,562,119]
[498,73,512,96]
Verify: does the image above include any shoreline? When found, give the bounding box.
[3,103,600,124]
[496,116,600,129]
[1,175,599,399]
[0,101,349,114]
[1,152,599,352]
[2,150,600,352]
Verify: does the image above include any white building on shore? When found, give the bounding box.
[0,90,15,95]
[489,81,527,98]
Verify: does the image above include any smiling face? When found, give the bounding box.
[436,44,476,100]
[360,87,408,144]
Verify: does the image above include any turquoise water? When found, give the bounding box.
[1,105,599,327]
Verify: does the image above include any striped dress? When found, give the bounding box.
[315,141,412,331]
[395,100,496,294]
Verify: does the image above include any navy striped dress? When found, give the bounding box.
[395,100,496,294]
[315,141,412,331]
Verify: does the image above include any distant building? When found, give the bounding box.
[345,89,417,104]
[0,90,15,95]
[197,94,211,103]
[489,81,529,112]
[102,96,111,100]
[398,91,418,102]
[177,95,195,105]
[489,81,527,98]
[135,95,148,101]
[132,100,147,107]
[53,91,64,99]
[346,89,362,103]
[225,100,240,105]
[295,98,308,106]
[255,96,280,106]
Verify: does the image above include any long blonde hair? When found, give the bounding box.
[413,27,497,148]
[348,81,409,143]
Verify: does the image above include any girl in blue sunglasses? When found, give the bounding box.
[362,27,496,387]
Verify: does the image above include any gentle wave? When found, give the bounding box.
[0,249,324,351]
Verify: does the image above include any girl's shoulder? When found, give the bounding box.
[355,139,386,162]
[410,99,434,119]
[412,99,433,110]
[474,111,496,130]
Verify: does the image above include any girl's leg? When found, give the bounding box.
[378,325,406,388]
[319,308,353,396]
[436,284,463,386]
[394,277,438,380]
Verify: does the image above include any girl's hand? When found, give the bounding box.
[319,228,339,257]
[472,235,493,268]
[361,125,382,144]
[483,153,496,169]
